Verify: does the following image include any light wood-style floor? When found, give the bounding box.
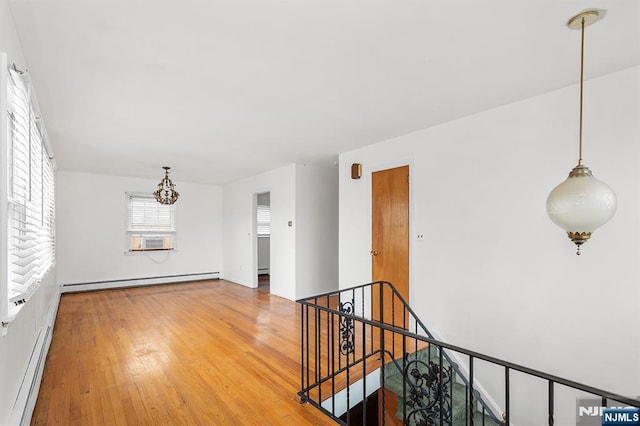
[32,280,336,425]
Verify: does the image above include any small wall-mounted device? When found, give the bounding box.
[288,221,293,227]
[351,163,362,180]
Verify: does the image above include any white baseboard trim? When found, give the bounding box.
[61,272,220,293]
[13,286,61,426]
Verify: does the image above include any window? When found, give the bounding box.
[126,193,176,252]
[2,56,55,320]
[256,204,270,236]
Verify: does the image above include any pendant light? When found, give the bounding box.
[546,10,617,255]
[153,166,180,205]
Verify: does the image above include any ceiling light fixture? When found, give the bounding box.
[546,9,617,255]
[153,166,180,205]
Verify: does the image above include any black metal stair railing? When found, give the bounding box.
[297,281,640,426]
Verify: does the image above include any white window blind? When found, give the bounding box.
[126,193,176,251]
[257,204,270,236]
[5,63,55,307]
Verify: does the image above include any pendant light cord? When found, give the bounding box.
[578,17,585,166]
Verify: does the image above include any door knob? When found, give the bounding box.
[370,250,378,256]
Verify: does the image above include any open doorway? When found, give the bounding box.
[256,191,271,293]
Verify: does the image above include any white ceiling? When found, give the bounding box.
[8,0,640,185]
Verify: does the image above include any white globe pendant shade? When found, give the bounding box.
[547,10,617,255]
[546,165,616,254]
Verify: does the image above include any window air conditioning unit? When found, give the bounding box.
[141,237,166,250]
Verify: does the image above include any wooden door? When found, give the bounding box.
[371,165,409,328]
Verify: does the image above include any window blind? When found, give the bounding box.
[126,193,176,251]
[257,204,270,236]
[127,194,175,232]
[6,65,55,304]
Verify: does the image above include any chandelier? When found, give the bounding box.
[153,166,180,205]
[546,10,617,255]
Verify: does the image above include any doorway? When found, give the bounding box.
[256,191,271,293]
[371,165,409,328]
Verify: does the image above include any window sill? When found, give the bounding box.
[1,302,28,335]
[2,276,45,330]
[125,248,176,256]
[2,302,24,324]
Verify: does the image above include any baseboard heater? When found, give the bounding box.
[12,287,61,426]
[61,272,220,293]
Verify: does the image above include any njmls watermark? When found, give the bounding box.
[577,398,640,426]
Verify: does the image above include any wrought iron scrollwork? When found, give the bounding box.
[338,300,355,355]
[403,356,453,425]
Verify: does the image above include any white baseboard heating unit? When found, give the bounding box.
[61,272,220,293]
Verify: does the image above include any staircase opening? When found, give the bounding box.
[297,281,640,425]
[339,391,379,426]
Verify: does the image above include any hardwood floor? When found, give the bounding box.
[32,280,336,425]
[258,274,270,294]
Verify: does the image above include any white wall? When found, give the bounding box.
[0,3,60,423]
[339,67,640,419]
[223,164,297,299]
[295,164,339,299]
[56,171,223,285]
[223,163,339,301]
[0,269,57,424]
[0,0,24,66]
